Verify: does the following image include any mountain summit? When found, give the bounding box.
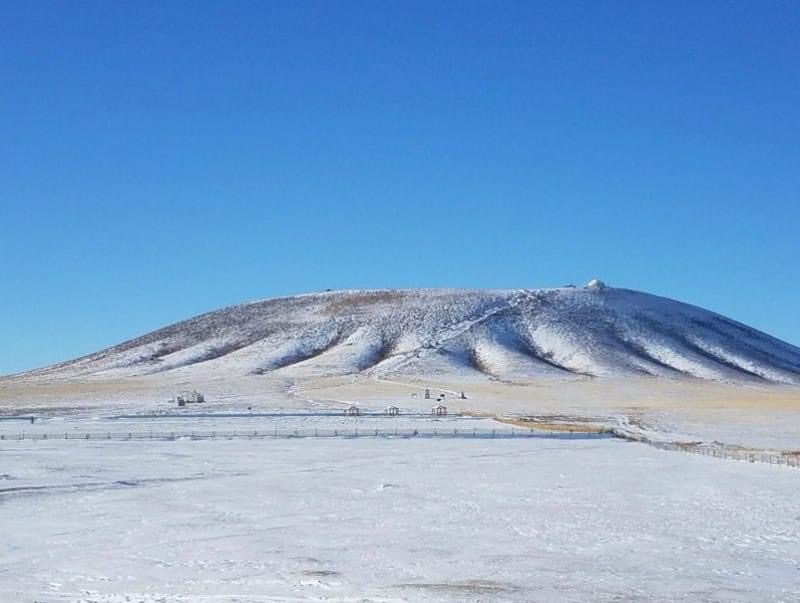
[12,284,800,385]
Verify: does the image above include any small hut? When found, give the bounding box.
[175,390,205,406]
[431,403,448,416]
[344,405,360,416]
[384,405,400,416]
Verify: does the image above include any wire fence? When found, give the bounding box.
[0,427,606,442]
[610,429,800,469]
[2,427,797,469]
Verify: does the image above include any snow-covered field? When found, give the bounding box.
[2,418,799,602]
[0,410,511,434]
[3,373,800,452]
[2,284,799,600]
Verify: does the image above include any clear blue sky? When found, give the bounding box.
[1,1,798,375]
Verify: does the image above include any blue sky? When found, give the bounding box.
[1,1,799,374]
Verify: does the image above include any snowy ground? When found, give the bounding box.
[1,424,799,602]
[0,411,519,440]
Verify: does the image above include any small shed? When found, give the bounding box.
[431,403,448,416]
[175,390,205,406]
[384,405,400,416]
[344,405,360,416]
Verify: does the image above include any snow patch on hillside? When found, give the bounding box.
[6,287,800,386]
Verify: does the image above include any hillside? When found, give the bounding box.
[7,282,800,386]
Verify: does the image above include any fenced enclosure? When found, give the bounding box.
[0,427,607,442]
[1,426,798,469]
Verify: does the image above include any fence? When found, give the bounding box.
[2,427,797,469]
[610,428,800,469]
[0,427,606,442]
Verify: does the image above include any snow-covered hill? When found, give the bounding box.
[9,283,800,385]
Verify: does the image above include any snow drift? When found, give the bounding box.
[9,284,800,385]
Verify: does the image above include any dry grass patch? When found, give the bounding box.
[492,415,613,433]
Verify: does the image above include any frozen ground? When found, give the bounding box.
[3,375,800,451]
[1,424,799,602]
[3,287,799,600]
[0,411,524,440]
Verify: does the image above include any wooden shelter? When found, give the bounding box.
[175,390,205,406]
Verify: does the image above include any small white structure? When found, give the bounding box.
[344,405,360,417]
[586,278,607,290]
[431,403,448,416]
[384,405,400,416]
[174,390,205,407]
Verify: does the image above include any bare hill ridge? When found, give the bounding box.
[8,285,800,385]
